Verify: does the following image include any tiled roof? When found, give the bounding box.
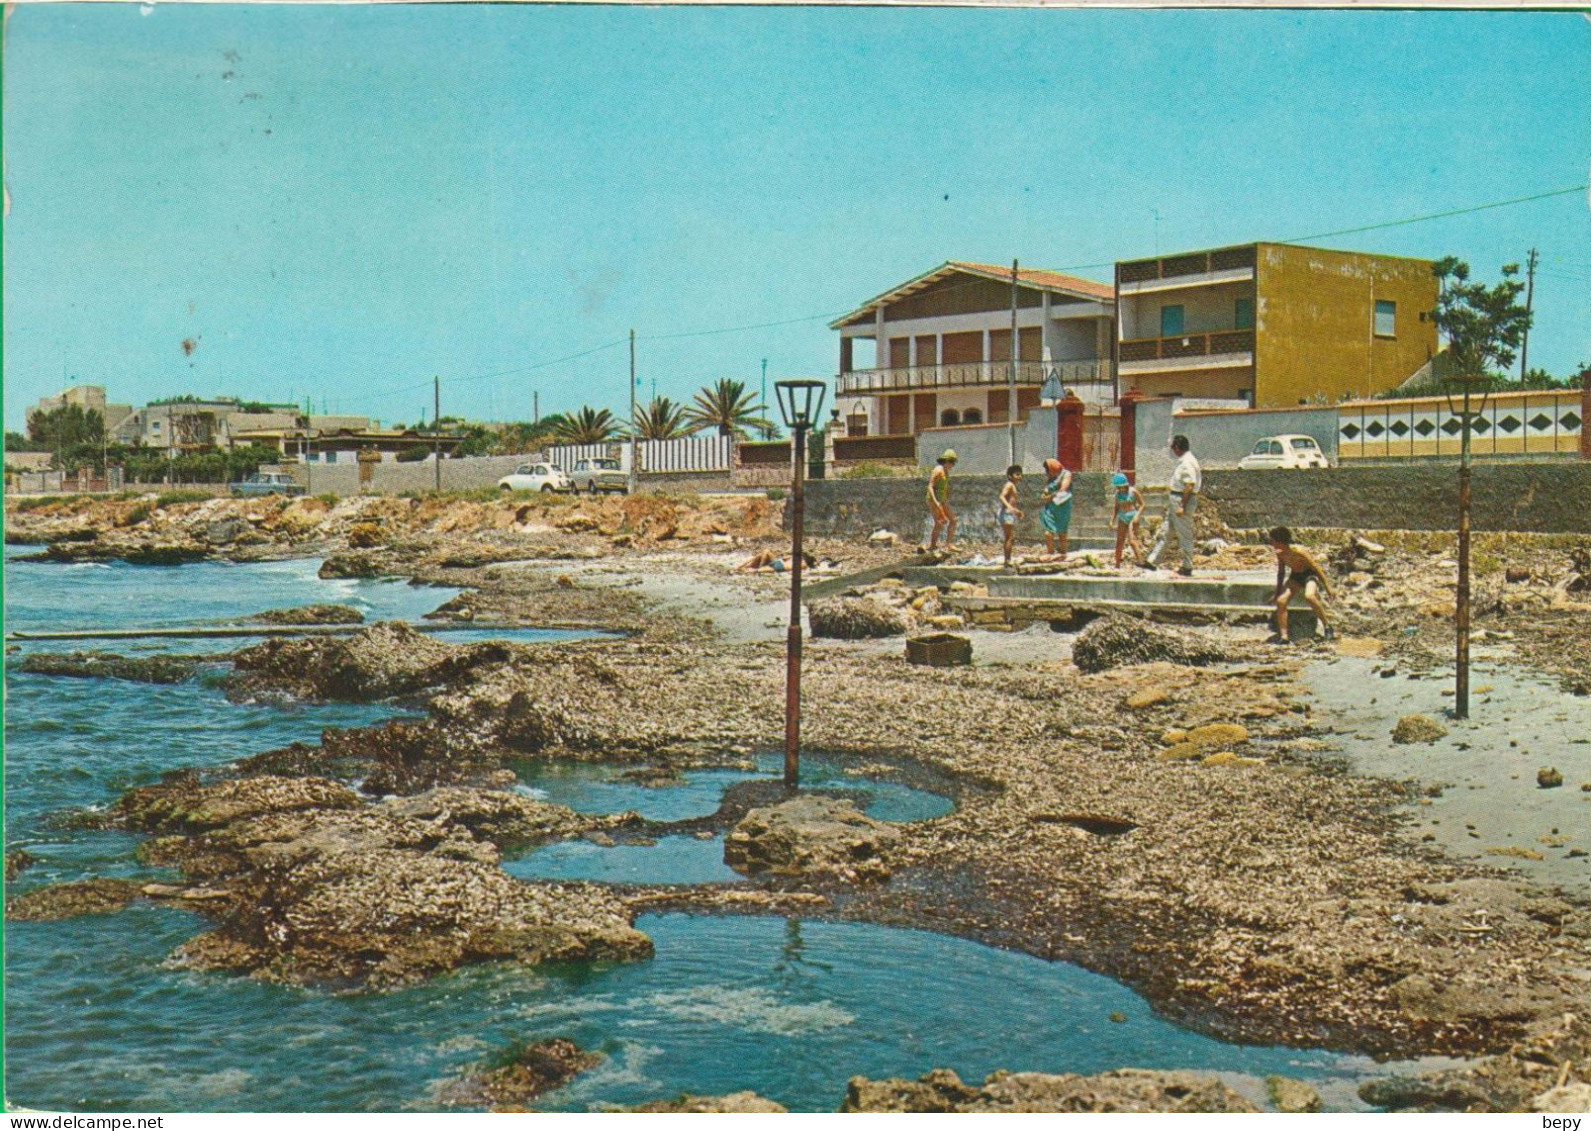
[831,260,1113,328]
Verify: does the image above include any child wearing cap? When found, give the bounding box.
[926,449,959,553]
[1111,472,1146,568]
[1039,458,1073,558]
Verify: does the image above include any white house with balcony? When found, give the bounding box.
[830,261,1115,439]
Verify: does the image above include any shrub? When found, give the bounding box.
[154,490,212,509]
[316,493,340,506]
[838,461,914,480]
[765,487,786,502]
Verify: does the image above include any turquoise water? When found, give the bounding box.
[4,552,1436,1111]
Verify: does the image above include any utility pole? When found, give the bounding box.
[433,375,441,492]
[1519,248,1538,382]
[1008,258,1019,467]
[628,329,638,495]
[533,391,539,424]
[761,358,769,434]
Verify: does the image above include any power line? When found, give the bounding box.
[1275,184,1589,245]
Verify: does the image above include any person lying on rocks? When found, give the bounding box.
[1268,526,1335,643]
[738,550,817,573]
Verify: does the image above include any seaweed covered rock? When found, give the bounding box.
[1071,614,1231,673]
[109,774,363,833]
[724,795,900,884]
[808,597,907,640]
[317,552,385,580]
[441,1038,603,1110]
[6,878,143,921]
[15,650,202,684]
[250,604,366,625]
[841,1067,1260,1113]
[1391,714,1448,745]
[226,622,511,702]
[631,1092,788,1113]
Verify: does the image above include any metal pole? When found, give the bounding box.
[629,329,638,495]
[1455,381,1472,720]
[784,423,807,788]
[1519,248,1537,383]
[433,376,442,492]
[761,359,769,439]
[1008,258,1019,466]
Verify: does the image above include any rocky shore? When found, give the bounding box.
[6,490,1590,1112]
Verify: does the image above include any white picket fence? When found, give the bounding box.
[544,435,735,474]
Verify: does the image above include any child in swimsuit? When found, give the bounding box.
[997,465,1023,568]
[1268,525,1335,643]
[1110,472,1146,568]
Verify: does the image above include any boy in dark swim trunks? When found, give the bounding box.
[1268,526,1335,643]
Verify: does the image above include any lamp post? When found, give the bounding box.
[773,378,827,788]
[1445,375,1489,720]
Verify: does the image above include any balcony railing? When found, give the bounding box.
[837,359,1109,395]
[1118,246,1257,285]
[1118,329,1255,364]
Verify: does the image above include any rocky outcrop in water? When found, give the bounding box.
[249,604,366,625]
[226,622,511,702]
[724,795,900,884]
[1071,615,1233,673]
[6,878,143,920]
[87,773,650,988]
[4,848,38,881]
[440,1038,604,1110]
[318,552,387,579]
[14,650,204,684]
[839,1067,1260,1113]
[630,1092,788,1113]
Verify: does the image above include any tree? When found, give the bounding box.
[1431,258,1532,385]
[552,406,619,445]
[633,397,689,441]
[684,379,771,438]
[27,404,105,450]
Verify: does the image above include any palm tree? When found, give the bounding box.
[633,397,689,441]
[684,379,772,438]
[552,406,619,445]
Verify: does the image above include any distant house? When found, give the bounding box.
[229,415,461,463]
[1114,243,1438,407]
[830,261,1115,438]
[27,385,134,436]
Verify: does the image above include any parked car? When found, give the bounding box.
[570,457,628,495]
[496,462,572,493]
[230,471,304,497]
[1238,434,1330,470]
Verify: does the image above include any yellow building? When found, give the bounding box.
[1114,243,1438,407]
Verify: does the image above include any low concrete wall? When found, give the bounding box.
[633,470,735,494]
[1136,401,1340,475]
[917,413,1057,476]
[802,462,1591,539]
[1202,463,1591,534]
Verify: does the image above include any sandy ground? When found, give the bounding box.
[1303,654,1591,898]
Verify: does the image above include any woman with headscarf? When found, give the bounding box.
[1039,458,1073,558]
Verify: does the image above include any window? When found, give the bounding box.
[1160,305,1185,337]
[1251,440,1270,456]
[1234,297,1255,330]
[962,408,983,425]
[1290,437,1319,451]
[1374,300,1396,337]
[940,409,960,427]
[1269,441,1284,456]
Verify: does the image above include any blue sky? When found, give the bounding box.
[4,5,1588,430]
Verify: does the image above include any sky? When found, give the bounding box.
[4,5,1589,432]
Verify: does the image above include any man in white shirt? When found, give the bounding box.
[1146,434,1201,576]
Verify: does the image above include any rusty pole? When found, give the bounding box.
[784,424,808,787]
[1454,382,1473,720]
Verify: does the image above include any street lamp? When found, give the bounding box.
[773,378,827,788]
[1444,374,1490,720]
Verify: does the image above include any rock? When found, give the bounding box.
[109,774,364,833]
[1071,615,1232,673]
[441,1038,603,1110]
[1358,1073,1506,1113]
[380,787,593,849]
[1388,972,1550,1026]
[1531,1084,1591,1114]
[15,650,201,684]
[1505,566,1532,583]
[1266,1076,1321,1113]
[318,552,385,580]
[1185,723,1248,748]
[808,597,907,640]
[250,604,365,626]
[842,1068,1260,1113]
[346,521,384,549]
[631,1092,788,1113]
[5,878,143,920]
[1124,688,1168,709]
[868,529,899,545]
[4,848,38,881]
[226,622,511,702]
[927,615,964,630]
[1157,743,1204,762]
[1537,767,1563,789]
[204,517,253,545]
[1201,751,1263,767]
[724,795,900,884]
[1392,714,1448,744]
[1161,728,1188,745]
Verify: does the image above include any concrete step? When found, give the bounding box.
[943,594,1272,623]
[900,565,1277,613]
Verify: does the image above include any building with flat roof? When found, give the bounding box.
[1114,243,1438,407]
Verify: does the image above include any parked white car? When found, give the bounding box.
[1238,434,1330,470]
[497,462,572,493]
